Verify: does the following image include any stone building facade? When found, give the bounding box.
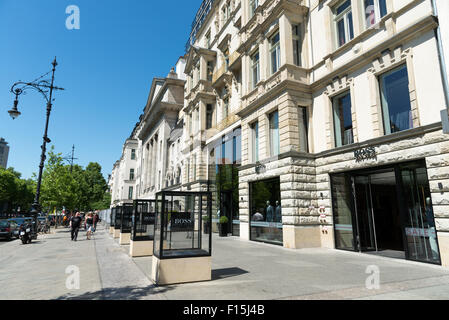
[111,0,449,267]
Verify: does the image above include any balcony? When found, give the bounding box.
[185,79,216,110]
[212,64,233,89]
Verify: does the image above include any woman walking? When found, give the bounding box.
[86,212,94,240]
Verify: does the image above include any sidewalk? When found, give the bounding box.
[1,223,449,300]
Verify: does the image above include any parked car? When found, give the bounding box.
[0,219,20,240]
[9,217,33,228]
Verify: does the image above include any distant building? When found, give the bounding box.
[0,138,9,169]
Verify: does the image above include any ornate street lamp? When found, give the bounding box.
[7,57,65,236]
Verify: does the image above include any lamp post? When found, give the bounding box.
[7,57,65,237]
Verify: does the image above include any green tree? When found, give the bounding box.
[0,167,35,213]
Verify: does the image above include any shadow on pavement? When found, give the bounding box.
[54,285,173,300]
[212,267,249,280]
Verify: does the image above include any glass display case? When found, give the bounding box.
[120,203,133,233]
[110,208,116,228]
[154,191,212,259]
[114,206,123,229]
[131,200,156,242]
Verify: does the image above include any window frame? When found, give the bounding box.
[249,0,259,19]
[269,32,281,75]
[269,110,280,157]
[332,90,354,148]
[379,64,413,136]
[292,24,302,67]
[363,0,387,29]
[251,50,260,89]
[333,0,354,48]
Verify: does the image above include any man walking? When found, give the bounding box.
[70,212,82,242]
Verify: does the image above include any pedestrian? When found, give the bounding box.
[93,212,99,232]
[86,212,94,240]
[70,212,82,242]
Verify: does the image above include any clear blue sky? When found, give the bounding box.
[0,0,200,180]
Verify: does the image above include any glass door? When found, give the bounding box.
[352,175,377,251]
[398,162,441,264]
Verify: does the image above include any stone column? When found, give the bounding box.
[279,14,294,66]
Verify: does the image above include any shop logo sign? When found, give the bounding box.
[354,147,377,162]
[255,164,266,174]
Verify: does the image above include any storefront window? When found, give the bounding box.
[331,174,356,251]
[399,162,441,264]
[250,177,282,245]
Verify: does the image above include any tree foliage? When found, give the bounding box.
[40,146,109,212]
[0,167,35,212]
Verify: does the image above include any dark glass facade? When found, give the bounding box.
[208,127,241,236]
[331,160,441,265]
[249,177,283,246]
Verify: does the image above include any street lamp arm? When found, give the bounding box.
[10,80,64,103]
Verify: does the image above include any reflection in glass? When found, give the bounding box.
[154,192,212,259]
[400,163,441,264]
[380,64,412,134]
[333,91,353,147]
[250,178,282,245]
[331,174,355,251]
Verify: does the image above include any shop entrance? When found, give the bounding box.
[353,171,405,258]
[332,160,441,265]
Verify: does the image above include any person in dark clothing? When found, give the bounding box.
[70,212,82,241]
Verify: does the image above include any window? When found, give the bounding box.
[189,113,193,135]
[195,107,200,132]
[251,51,260,89]
[233,127,242,165]
[334,0,354,47]
[332,91,354,147]
[270,32,281,74]
[223,98,229,120]
[206,104,214,129]
[379,64,413,135]
[364,0,387,28]
[131,149,136,160]
[292,24,302,66]
[269,111,280,156]
[129,169,135,181]
[207,61,214,82]
[298,107,309,153]
[251,122,259,162]
[205,30,211,49]
[193,155,197,181]
[128,186,133,200]
[249,0,258,18]
[187,159,190,182]
[224,48,230,72]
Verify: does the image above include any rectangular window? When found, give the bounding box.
[270,32,281,74]
[251,51,260,89]
[131,149,136,160]
[224,49,230,72]
[223,98,229,120]
[186,158,190,183]
[189,113,193,135]
[251,122,259,162]
[207,61,214,82]
[334,0,354,47]
[364,0,387,28]
[129,169,135,181]
[206,104,214,129]
[195,108,200,133]
[380,64,413,135]
[128,186,133,200]
[292,24,302,66]
[193,156,197,181]
[249,0,258,18]
[205,31,211,49]
[333,91,354,147]
[298,107,309,153]
[269,111,280,156]
[233,127,242,165]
